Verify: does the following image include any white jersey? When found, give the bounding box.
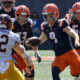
[0,29,20,62]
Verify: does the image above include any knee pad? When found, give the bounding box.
[52,66,60,80]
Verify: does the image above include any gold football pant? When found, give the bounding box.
[0,60,24,80]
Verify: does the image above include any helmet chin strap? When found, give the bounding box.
[18,19,26,26]
[43,15,56,21]
[19,23,25,26]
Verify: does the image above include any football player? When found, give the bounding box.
[26,3,80,80]
[0,1,37,79]
[65,2,80,80]
[12,5,41,80]
[0,0,16,22]
[0,14,31,80]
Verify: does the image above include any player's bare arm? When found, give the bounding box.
[13,42,31,66]
[39,32,47,44]
[63,26,80,47]
[25,31,47,47]
[25,32,47,63]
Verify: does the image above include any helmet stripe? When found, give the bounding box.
[24,7,26,14]
[77,3,78,9]
[21,6,24,13]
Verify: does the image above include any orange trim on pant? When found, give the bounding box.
[70,49,80,76]
[51,49,80,76]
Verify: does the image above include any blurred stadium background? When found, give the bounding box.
[0,0,79,49]
[15,0,80,49]
[15,0,79,19]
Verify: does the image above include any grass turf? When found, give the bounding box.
[27,50,75,80]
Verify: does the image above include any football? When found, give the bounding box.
[25,37,41,46]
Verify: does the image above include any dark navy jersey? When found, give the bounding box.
[70,20,80,49]
[41,19,73,56]
[12,18,33,44]
[0,7,16,18]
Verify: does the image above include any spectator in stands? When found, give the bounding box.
[31,12,41,37]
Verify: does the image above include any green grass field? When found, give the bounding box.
[27,50,75,80]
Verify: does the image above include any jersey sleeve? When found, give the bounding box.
[16,34,21,43]
[65,13,71,25]
[28,18,33,28]
[26,26,33,38]
[12,32,21,43]
[40,22,48,35]
[62,20,69,29]
[14,34,20,43]
[41,22,45,31]
[26,18,33,38]
[58,19,69,30]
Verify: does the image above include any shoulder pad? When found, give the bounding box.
[65,14,69,19]
[41,22,47,30]
[27,18,33,27]
[10,31,20,43]
[58,18,67,27]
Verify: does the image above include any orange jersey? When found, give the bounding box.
[12,52,34,72]
[12,53,27,72]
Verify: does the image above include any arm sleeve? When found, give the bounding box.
[61,20,69,30]
[13,33,21,43]
[27,27,33,38]
[40,22,45,31]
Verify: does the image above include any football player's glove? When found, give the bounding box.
[34,53,41,63]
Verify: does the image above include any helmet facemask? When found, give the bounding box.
[42,3,59,25]
[1,0,14,12]
[15,5,30,26]
[43,13,57,21]
[72,2,80,21]
[17,14,29,26]
[73,10,80,21]
[43,13,58,26]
